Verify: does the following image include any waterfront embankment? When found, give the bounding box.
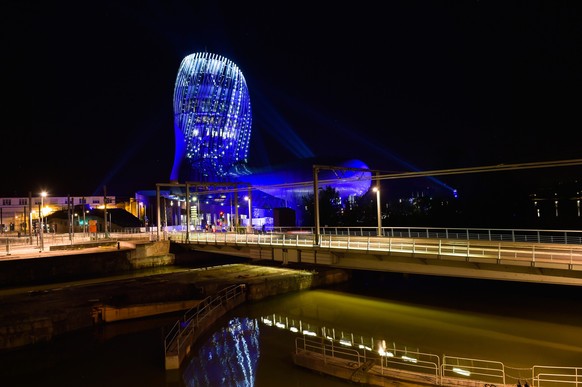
[0,239,350,351]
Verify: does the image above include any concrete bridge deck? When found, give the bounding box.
[169,231,582,286]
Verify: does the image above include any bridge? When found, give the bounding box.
[166,226,582,287]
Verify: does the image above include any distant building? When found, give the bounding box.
[0,194,116,233]
[151,52,372,229]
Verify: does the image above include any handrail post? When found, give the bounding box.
[532,245,536,264]
[313,166,320,245]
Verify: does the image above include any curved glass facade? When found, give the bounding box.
[171,52,252,181]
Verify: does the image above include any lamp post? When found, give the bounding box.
[372,186,382,236]
[244,195,252,233]
[39,191,47,252]
[73,213,78,239]
[192,196,198,231]
[83,209,87,236]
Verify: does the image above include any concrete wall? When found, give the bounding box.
[0,240,173,287]
[244,269,350,301]
[0,242,350,351]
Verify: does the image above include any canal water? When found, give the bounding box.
[1,270,582,386]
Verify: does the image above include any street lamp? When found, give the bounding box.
[192,196,199,231]
[73,213,78,239]
[244,195,252,233]
[372,186,382,236]
[83,209,87,236]
[39,191,47,252]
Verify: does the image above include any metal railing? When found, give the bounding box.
[166,230,582,271]
[1,231,154,256]
[163,284,246,368]
[293,335,581,387]
[161,225,582,245]
[279,226,582,245]
[532,366,582,387]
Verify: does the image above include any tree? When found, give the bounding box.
[300,186,343,227]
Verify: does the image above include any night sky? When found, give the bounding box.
[4,1,581,201]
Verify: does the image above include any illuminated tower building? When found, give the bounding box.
[170,52,252,182]
[167,52,371,227]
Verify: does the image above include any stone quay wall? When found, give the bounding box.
[0,240,174,287]
[0,241,350,351]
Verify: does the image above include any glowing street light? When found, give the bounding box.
[244,195,252,233]
[83,208,88,235]
[73,213,78,238]
[39,191,47,252]
[372,186,382,236]
[191,196,198,230]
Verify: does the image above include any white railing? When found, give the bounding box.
[532,366,582,387]
[164,284,246,366]
[159,226,582,245]
[293,335,581,387]
[166,231,582,270]
[0,231,155,256]
[2,226,580,257]
[279,227,582,245]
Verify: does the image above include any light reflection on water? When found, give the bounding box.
[2,272,582,386]
[243,288,582,366]
[182,274,582,386]
[181,317,261,386]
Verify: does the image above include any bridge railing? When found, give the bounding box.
[172,232,582,270]
[169,230,582,270]
[312,227,582,245]
[161,226,582,245]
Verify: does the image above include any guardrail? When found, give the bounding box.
[0,232,154,256]
[532,365,582,387]
[168,231,582,271]
[159,226,582,245]
[293,335,581,387]
[311,227,582,245]
[163,284,246,370]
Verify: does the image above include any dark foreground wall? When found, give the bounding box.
[0,240,174,287]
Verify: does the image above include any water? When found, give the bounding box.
[1,271,581,386]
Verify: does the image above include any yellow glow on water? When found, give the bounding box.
[258,289,582,368]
